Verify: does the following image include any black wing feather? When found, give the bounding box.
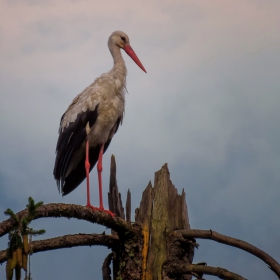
[53,105,99,192]
[60,116,122,196]
[54,105,122,196]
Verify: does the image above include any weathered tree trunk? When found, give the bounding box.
[135,164,194,280]
[107,158,194,280]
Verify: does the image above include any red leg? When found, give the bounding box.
[85,140,97,210]
[97,144,114,217]
[97,143,104,209]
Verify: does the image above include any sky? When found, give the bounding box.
[0,0,280,279]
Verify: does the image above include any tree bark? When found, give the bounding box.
[135,164,194,280]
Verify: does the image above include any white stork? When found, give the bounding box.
[53,31,146,216]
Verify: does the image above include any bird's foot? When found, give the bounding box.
[86,203,99,211]
[98,207,115,218]
[86,204,115,217]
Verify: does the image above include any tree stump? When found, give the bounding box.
[135,163,194,280]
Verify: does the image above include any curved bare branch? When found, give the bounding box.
[102,252,114,280]
[0,233,119,264]
[178,229,280,278]
[165,263,247,280]
[0,203,135,238]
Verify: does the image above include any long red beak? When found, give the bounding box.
[123,45,147,73]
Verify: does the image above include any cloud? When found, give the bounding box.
[0,0,280,279]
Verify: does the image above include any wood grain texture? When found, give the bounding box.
[126,189,131,223]
[108,155,125,221]
[135,164,193,280]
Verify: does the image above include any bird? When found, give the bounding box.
[53,31,146,216]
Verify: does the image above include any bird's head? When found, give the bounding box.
[108,31,146,73]
[109,31,130,49]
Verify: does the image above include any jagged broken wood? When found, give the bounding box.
[135,163,194,280]
[108,155,125,220]
[126,189,131,223]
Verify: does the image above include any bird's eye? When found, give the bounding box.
[120,36,126,42]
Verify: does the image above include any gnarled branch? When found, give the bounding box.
[178,229,280,278]
[0,233,119,264]
[0,203,135,238]
[102,252,114,280]
[165,263,247,280]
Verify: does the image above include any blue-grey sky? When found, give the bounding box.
[0,0,280,279]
